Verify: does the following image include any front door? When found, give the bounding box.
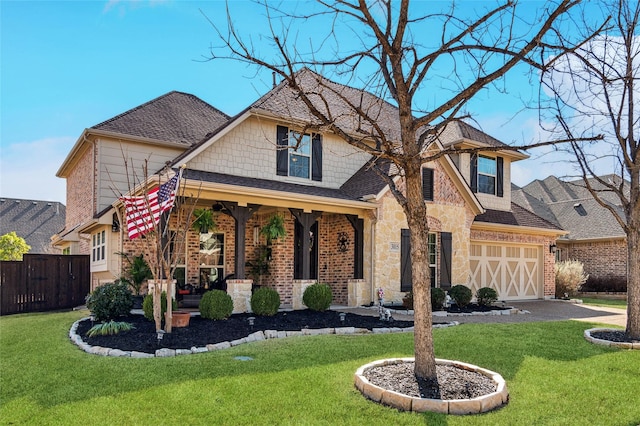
[294,221,318,279]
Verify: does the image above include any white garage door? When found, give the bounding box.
[469,243,542,300]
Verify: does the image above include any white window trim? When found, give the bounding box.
[288,130,312,180]
[478,155,497,195]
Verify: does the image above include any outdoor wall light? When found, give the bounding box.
[549,244,557,254]
[112,213,120,232]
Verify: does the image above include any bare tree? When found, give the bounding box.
[542,0,639,339]
[206,0,597,382]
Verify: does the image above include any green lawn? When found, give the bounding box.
[2,310,639,425]
[580,297,627,309]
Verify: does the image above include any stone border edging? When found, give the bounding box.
[69,317,459,358]
[584,328,640,349]
[354,357,509,414]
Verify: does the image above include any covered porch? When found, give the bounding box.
[168,169,378,311]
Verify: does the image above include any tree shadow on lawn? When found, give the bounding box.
[0,311,621,412]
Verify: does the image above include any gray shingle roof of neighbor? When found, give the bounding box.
[513,175,627,240]
[0,198,66,253]
[474,202,563,231]
[184,169,361,202]
[92,91,230,146]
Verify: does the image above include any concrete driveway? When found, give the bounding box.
[448,300,627,327]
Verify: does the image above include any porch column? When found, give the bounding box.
[290,209,322,279]
[346,214,364,279]
[221,202,260,279]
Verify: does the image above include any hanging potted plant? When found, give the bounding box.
[192,208,216,234]
[260,213,287,245]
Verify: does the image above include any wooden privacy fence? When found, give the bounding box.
[1,254,90,316]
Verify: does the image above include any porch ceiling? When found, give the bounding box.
[183,169,377,217]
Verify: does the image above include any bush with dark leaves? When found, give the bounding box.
[200,289,234,320]
[86,281,133,322]
[476,287,498,307]
[303,283,333,311]
[449,285,472,308]
[251,287,281,316]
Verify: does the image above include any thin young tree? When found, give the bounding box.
[206,0,598,383]
[541,0,639,339]
[116,160,198,333]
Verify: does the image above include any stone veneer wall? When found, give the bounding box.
[470,229,556,298]
[558,239,627,280]
[373,160,474,304]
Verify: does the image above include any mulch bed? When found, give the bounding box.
[76,310,415,354]
[591,330,640,343]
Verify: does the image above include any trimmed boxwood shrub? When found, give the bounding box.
[303,283,332,311]
[142,291,177,322]
[449,284,472,308]
[430,287,446,311]
[86,281,133,322]
[200,289,233,320]
[251,287,281,316]
[476,287,498,307]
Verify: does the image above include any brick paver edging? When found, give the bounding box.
[69,317,459,358]
[354,357,509,414]
[584,328,640,350]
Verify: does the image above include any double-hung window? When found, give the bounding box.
[477,156,497,195]
[471,154,503,197]
[276,125,323,181]
[288,131,311,179]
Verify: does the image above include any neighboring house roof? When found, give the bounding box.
[474,202,563,231]
[512,175,627,240]
[91,91,230,146]
[0,198,66,253]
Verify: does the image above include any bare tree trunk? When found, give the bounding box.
[165,282,173,333]
[152,283,162,332]
[404,161,436,380]
[626,217,640,339]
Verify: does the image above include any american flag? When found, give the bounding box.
[121,170,182,239]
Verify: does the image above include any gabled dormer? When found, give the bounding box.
[438,121,528,211]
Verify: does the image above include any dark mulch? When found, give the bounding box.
[591,330,640,343]
[76,310,414,354]
[364,361,497,400]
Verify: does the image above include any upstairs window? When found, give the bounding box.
[289,131,311,179]
[478,156,496,195]
[470,154,504,197]
[276,125,323,181]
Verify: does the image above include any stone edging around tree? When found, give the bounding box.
[354,357,508,415]
[584,328,640,350]
[69,318,459,358]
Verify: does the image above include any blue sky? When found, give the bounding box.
[1,0,603,204]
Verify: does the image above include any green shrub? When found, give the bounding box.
[449,285,472,308]
[142,291,177,322]
[86,320,134,337]
[303,283,333,311]
[251,287,281,316]
[430,287,446,311]
[476,287,498,307]
[555,260,589,298]
[200,290,233,320]
[86,281,133,322]
[402,291,413,309]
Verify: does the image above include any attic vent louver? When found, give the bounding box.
[574,203,587,216]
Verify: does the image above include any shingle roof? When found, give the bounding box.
[513,175,627,240]
[340,158,396,199]
[474,202,562,230]
[0,198,66,253]
[438,120,509,148]
[92,91,230,146]
[184,169,361,202]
